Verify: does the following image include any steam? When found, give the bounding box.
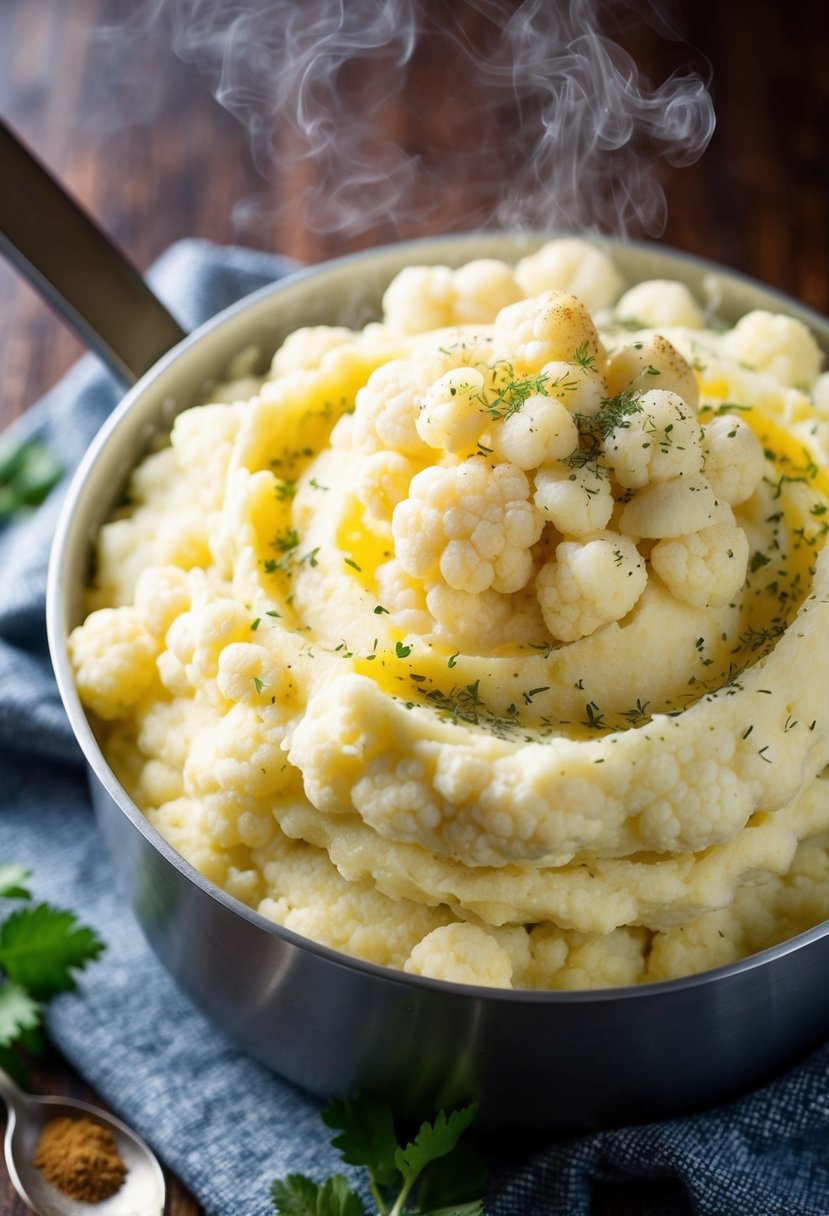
[91,0,714,244]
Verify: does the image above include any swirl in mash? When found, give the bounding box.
[69,239,829,990]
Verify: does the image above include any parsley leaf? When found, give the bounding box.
[0,903,104,1000]
[0,982,40,1047]
[394,1104,479,1207]
[0,439,62,520]
[271,1174,365,1216]
[0,865,30,900]
[415,1138,487,1213]
[323,1092,399,1188]
[272,1095,483,1216]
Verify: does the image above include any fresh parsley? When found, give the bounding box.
[0,439,62,521]
[0,869,103,1080]
[271,1092,485,1216]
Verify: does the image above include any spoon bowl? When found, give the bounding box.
[0,1068,165,1216]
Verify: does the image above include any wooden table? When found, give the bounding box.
[1,0,827,1211]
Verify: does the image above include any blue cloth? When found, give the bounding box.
[2,239,829,1216]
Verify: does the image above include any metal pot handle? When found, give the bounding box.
[0,119,186,386]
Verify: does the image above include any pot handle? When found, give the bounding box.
[0,119,186,386]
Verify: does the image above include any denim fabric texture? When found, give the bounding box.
[2,240,828,1216]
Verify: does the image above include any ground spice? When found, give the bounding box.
[32,1115,127,1203]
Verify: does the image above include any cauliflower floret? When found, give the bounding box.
[346,361,432,457]
[415,367,489,452]
[533,463,614,536]
[605,334,700,411]
[426,584,512,647]
[158,599,251,697]
[491,395,579,470]
[216,642,289,706]
[133,565,191,638]
[540,361,608,415]
[392,457,543,594]
[404,923,513,988]
[171,403,243,512]
[375,560,431,633]
[618,474,723,539]
[425,582,544,649]
[651,520,750,608]
[495,291,601,374]
[722,310,822,388]
[68,607,160,720]
[536,532,647,642]
[184,702,294,801]
[514,239,625,310]
[271,325,355,376]
[531,926,649,990]
[358,451,416,521]
[615,280,704,329]
[145,796,234,887]
[603,389,702,489]
[410,331,496,391]
[701,415,765,505]
[136,698,215,773]
[382,265,455,335]
[132,758,183,808]
[199,789,278,850]
[127,446,180,504]
[89,458,210,608]
[257,835,452,969]
[382,260,520,336]
[451,259,522,323]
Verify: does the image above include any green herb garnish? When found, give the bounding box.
[581,700,606,730]
[271,1092,484,1216]
[0,869,103,1081]
[275,479,297,502]
[573,341,598,372]
[477,362,553,421]
[0,439,62,521]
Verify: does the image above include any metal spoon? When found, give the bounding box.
[0,1066,165,1216]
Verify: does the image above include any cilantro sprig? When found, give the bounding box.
[0,438,62,521]
[0,868,103,1080]
[271,1092,485,1216]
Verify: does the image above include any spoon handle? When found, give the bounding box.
[0,119,187,386]
[0,1065,22,1110]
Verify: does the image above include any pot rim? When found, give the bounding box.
[46,230,829,1007]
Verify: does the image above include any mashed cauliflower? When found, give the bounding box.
[69,238,829,990]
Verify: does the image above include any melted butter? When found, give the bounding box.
[698,377,731,400]
[335,496,392,593]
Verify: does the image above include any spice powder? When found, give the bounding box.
[33,1115,127,1203]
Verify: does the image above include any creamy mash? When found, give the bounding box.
[68,239,829,990]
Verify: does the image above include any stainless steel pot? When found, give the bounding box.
[6,122,829,1132]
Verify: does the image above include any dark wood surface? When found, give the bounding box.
[1,1,828,1212]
